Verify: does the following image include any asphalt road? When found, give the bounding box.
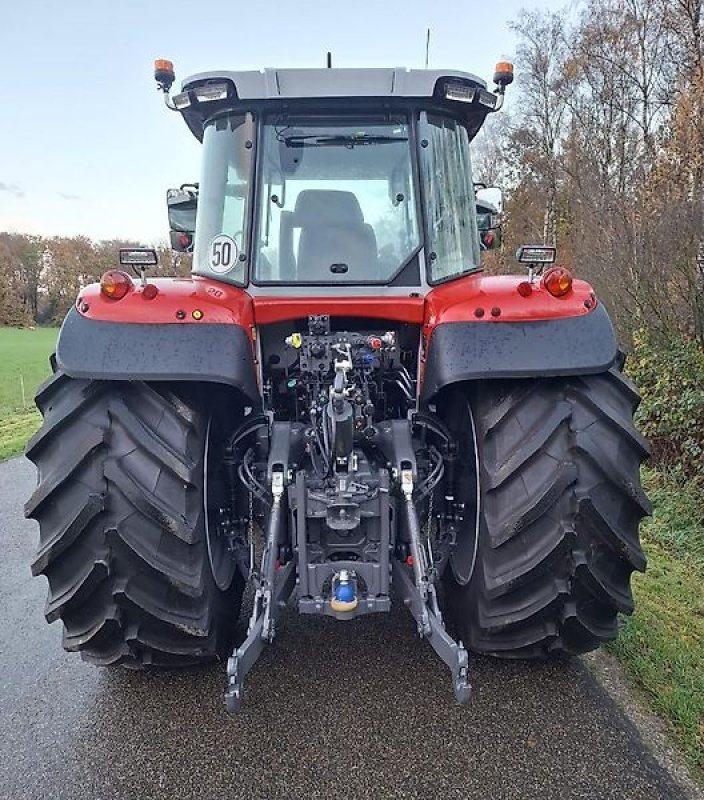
[0,456,692,800]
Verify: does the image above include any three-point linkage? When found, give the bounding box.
[224,340,471,712]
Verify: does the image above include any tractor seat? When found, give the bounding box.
[290,190,378,280]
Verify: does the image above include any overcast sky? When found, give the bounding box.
[0,0,565,244]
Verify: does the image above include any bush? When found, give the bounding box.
[628,330,704,479]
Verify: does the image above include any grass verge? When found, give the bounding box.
[0,409,42,461]
[0,327,56,461]
[609,468,704,776]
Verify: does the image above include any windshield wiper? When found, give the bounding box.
[284,134,408,148]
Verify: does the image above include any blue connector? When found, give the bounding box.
[331,569,358,612]
[335,579,355,604]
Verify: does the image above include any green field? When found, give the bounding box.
[0,327,57,459]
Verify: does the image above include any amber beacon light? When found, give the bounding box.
[154,59,175,92]
[493,61,514,89]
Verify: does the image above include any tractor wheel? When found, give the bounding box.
[441,363,651,658]
[25,370,244,667]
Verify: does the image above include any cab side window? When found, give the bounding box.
[419,114,480,282]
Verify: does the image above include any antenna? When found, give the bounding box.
[327,51,332,69]
[424,28,431,69]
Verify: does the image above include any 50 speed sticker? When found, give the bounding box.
[209,234,239,274]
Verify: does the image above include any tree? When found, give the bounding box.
[0,234,44,322]
[45,237,98,323]
[0,235,33,326]
[510,9,571,245]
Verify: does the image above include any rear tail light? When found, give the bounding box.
[543,267,573,297]
[100,270,133,300]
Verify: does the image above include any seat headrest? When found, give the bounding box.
[293,190,364,226]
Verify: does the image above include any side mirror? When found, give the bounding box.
[167,184,198,252]
[476,186,503,212]
[476,187,503,251]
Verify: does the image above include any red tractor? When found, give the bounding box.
[25,60,650,712]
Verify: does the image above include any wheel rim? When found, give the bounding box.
[449,396,481,586]
[204,416,237,591]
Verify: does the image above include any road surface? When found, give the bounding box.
[0,456,692,799]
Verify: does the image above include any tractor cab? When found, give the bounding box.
[157,64,513,293]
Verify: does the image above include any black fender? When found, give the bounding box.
[56,307,260,404]
[420,304,618,402]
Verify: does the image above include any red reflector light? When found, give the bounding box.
[368,336,382,350]
[100,270,132,300]
[543,267,573,297]
[178,233,192,249]
[517,281,533,297]
[142,283,159,300]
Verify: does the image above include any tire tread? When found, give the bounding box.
[26,375,242,668]
[446,363,650,658]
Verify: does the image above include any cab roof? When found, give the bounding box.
[181,67,486,99]
[178,67,489,141]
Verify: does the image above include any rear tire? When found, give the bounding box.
[442,363,651,658]
[25,371,244,667]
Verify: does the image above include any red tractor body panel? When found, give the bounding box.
[77,277,255,328]
[424,273,596,326]
[76,272,596,331]
[251,296,426,325]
